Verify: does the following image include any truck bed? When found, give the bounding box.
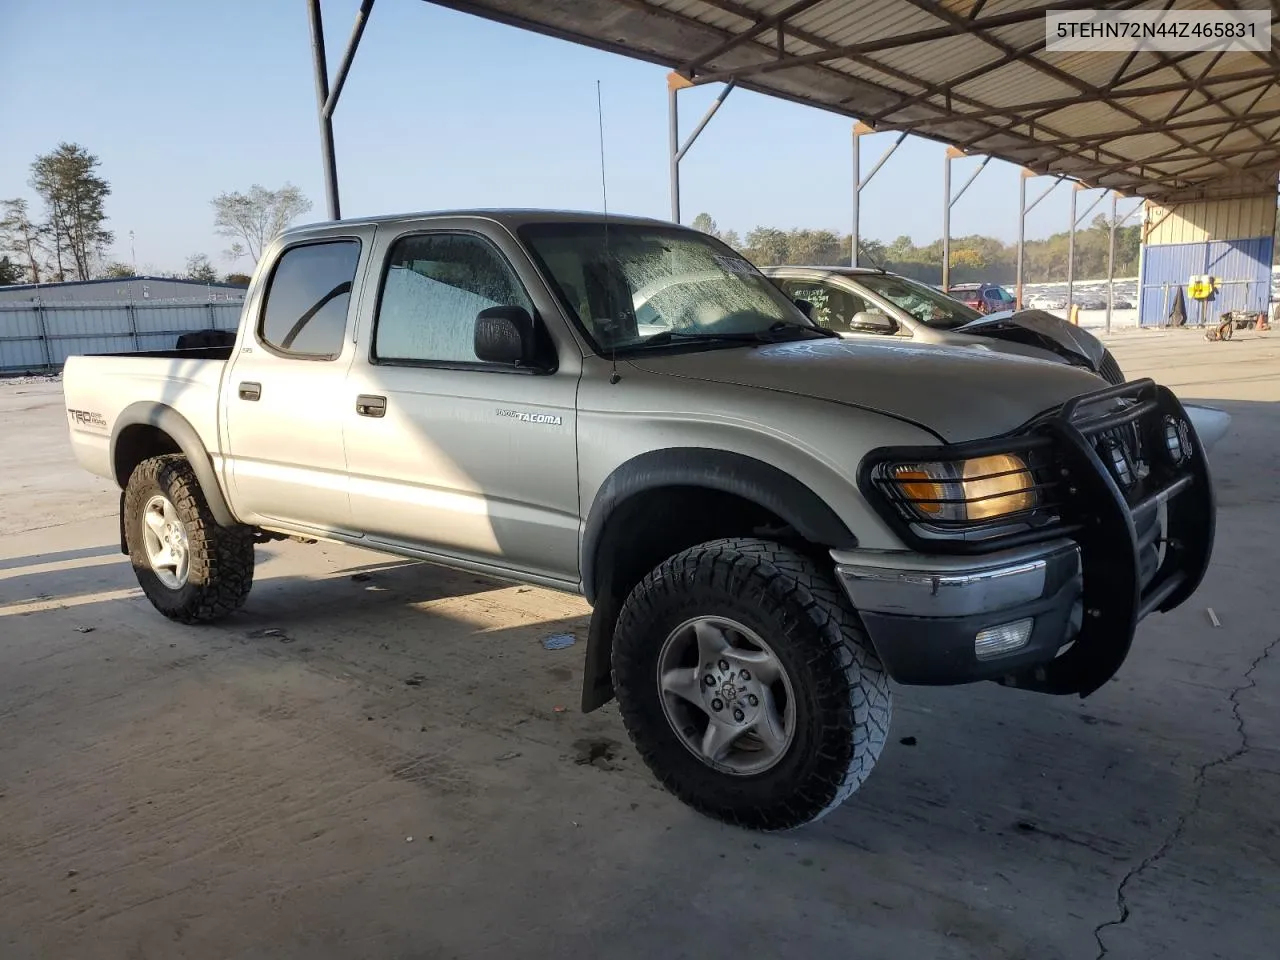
[62,353,228,486]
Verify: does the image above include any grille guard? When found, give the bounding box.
[858,378,1216,696]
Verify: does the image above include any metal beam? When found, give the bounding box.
[899,0,1227,172]
[851,125,906,269]
[943,149,988,293]
[687,0,1106,84]
[681,0,826,74]
[898,68,1279,126]
[306,0,341,220]
[675,82,735,162]
[1067,185,1078,319]
[323,0,375,119]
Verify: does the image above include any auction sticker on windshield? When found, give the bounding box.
[714,255,755,276]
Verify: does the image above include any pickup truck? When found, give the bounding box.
[63,210,1217,831]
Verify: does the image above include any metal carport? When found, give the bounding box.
[306,0,1280,318]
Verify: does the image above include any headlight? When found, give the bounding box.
[882,454,1037,524]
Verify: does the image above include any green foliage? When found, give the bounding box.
[29,143,113,281]
[100,262,134,278]
[223,272,252,287]
[690,212,717,235]
[0,255,22,285]
[709,218,1145,283]
[185,253,219,283]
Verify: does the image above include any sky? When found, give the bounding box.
[0,0,1117,275]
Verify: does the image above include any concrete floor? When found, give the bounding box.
[1,330,1276,960]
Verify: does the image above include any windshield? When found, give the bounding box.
[856,274,983,330]
[519,222,821,353]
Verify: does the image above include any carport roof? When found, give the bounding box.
[427,0,1280,202]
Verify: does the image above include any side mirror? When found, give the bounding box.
[475,305,539,366]
[793,298,816,320]
[848,310,896,334]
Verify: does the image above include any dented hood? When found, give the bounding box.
[628,337,1109,443]
[956,309,1108,370]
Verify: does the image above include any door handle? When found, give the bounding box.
[355,394,387,418]
[238,381,261,401]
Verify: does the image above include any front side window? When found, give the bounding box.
[259,240,361,358]
[857,274,983,331]
[779,279,891,334]
[374,233,533,364]
[520,222,826,354]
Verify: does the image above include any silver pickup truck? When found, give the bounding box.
[63,210,1217,831]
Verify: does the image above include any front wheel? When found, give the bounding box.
[124,454,255,623]
[612,538,892,831]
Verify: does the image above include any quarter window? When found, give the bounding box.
[375,233,534,364]
[259,241,360,358]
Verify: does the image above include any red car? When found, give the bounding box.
[949,282,1016,314]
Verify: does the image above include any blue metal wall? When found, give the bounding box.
[1139,236,1274,327]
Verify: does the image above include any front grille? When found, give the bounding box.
[1099,350,1124,385]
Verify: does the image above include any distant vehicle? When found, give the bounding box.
[1077,296,1108,310]
[949,281,1016,314]
[762,266,1126,383]
[1028,294,1067,310]
[1113,299,1134,309]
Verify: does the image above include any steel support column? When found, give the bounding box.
[943,147,988,292]
[1017,173,1065,309]
[307,0,341,220]
[1067,184,1079,320]
[1016,170,1030,308]
[1107,191,1118,333]
[665,72,731,225]
[852,124,904,267]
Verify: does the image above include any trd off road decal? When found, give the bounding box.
[496,408,563,426]
[67,408,107,429]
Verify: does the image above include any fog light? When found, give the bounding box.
[974,618,1034,660]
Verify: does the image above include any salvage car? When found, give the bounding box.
[64,210,1218,831]
[761,265,1231,449]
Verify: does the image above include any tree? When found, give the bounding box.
[0,256,22,285]
[186,253,219,283]
[0,198,47,283]
[100,262,134,278]
[691,212,718,235]
[742,227,790,266]
[212,183,312,264]
[950,247,986,269]
[29,143,113,281]
[223,272,252,286]
[718,229,743,250]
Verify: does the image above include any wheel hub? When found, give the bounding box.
[141,494,191,590]
[657,615,796,776]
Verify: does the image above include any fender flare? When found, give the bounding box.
[580,447,857,605]
[111,401,238,528]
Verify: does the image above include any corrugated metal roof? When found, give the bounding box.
[427,0,1280,202]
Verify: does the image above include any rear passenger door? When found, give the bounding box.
[342,225,581,584]
[222,233,371,534]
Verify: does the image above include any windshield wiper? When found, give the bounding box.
[638,321,835,349]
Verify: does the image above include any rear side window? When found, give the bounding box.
[259,240,361,358]
[373,232,533,365]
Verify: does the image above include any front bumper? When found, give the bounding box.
[834,541,1083,685]
[843,378,1215,696]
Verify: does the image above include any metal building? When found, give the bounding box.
[0,276,246,374]
[0,275,247,304]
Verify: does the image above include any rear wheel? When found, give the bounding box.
[124,455,254,623]
[612,538,892,831]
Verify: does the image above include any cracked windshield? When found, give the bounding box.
[520,223,826,352]
[856,273,982,331]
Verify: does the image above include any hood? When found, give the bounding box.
[955,309,1107,370]
[627,337,1107,442]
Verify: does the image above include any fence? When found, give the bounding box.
[0,299,243,374]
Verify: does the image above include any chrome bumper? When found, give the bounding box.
[831,540,1084,685]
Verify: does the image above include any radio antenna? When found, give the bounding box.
[597,79,621,385]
